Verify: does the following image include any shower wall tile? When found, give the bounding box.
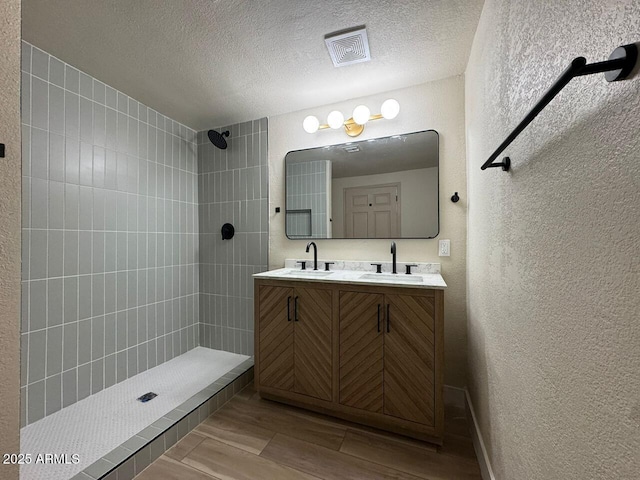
[21,41,200,426]
[62,369,77,408]
[45,374,62,416]
[197,119,268,355]
[286,159,330,238]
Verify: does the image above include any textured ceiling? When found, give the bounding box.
[22,0,484,131]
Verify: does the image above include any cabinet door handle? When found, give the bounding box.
[386,304,391,333]
[377,304,381,333]
[287,296,291,321]
[294,296,299,321]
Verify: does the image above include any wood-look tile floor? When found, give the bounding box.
[135,383,482,480]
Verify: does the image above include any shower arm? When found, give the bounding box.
[481,42,639,172]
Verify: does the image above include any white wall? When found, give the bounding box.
[332,167,438,238]
[269,77,468,387]
[0,0,22,477]
[465,0,640,478]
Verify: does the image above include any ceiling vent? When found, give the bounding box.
[325,27,371,67]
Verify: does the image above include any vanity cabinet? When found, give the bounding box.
[257,284,294,391]
[339,291,384,413]
[339,291,436,426]
[257,283,332,401]
[255,278,444,444]
[382,293,436,426]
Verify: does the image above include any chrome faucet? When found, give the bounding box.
[306,241,318,270]
[390,241,397,274]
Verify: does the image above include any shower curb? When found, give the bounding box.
[70,357,254,480]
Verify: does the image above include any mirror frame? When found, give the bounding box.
[284,129,440,240]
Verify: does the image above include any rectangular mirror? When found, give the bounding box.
[285,129,439,239]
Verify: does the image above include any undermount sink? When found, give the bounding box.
[284,269,334,276]
[359,273,423,283]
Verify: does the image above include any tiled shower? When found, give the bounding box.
[285,159,331,238]
[19,42,267,430]
[197,122,268,355]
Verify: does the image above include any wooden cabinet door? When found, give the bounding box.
[339,291,384,413]
[293,286,333,401]
[258,285,294,392]
[383,293,436,426]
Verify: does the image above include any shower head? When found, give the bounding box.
[208,129,230,149]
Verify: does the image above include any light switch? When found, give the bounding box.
[439,239,450,257]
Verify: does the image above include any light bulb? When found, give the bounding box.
[303,115,320,133]
[352,105,371,125]
[327,110,345,129]
[381,98,400,119]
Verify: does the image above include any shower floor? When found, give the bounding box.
[20,347,249,480]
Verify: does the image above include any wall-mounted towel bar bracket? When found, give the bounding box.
[482,42,639,172]
[483,157,511,172]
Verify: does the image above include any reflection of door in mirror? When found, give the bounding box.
[284,130,439,239]
[344,184,400,238]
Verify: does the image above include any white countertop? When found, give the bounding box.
[253,267,447,289]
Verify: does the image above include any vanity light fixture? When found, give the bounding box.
[302,98,400,137]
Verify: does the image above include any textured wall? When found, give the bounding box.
[269,78,468,387]
[197,120,268,356]
[465,0,640,478]
[0,0,21,477]
[21,42,199,426]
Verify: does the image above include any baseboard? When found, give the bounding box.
[464,389,496,480]
[443,384,466,410]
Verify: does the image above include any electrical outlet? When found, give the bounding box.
[439,239,450,257]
